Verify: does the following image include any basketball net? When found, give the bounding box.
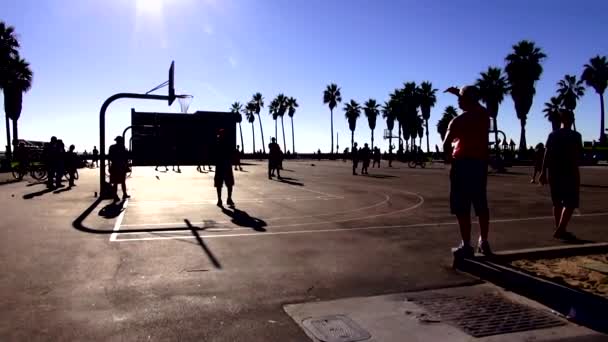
[177,95,193,113]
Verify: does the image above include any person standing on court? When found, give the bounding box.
[92,146,99,168]
[530,143,545,183]
[213,129,235,207]
[65,144,78,187]
[351,142,359,175]
[108,136,130,202]
[268,137,282,179]
[54,140,66,188]
[233,145,244,171]
[360,143,371,174]
[43,136,57,188]
[443,86,491,257]
[539,110,582,241]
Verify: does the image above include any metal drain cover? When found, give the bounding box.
[409,293,566,337]
[302,315,371,342]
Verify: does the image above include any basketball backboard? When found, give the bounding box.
[168,61,175,105]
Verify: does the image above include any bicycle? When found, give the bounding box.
[408,158,427,169]
[11,162,48,181]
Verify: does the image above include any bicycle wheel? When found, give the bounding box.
[408,160,416,168]
[31,168,47,181]
[420,161,426,168]
[11,168,24,180]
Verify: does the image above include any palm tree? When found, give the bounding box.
[269,97,279,139]
[343,99,361,150]
[286,96,298,153]
[389,90,402,151]
[275,93,288,152]
[323,83,342,154]
[0,21,20,159]
[363,98,380,149]
[230,102,245,152]
[557,74,585,129]
[251,92,266,154]
[382,100,396,154]
[245,102,256,153]
[415,115,424,149]
[505,40,547,153]
[476,67,509,150]
[543,96,563,132]
[437,106,458,141]
[581,55,608,142]
[3,55,32,150]
[399,82,420,151]
[417,81,437,153]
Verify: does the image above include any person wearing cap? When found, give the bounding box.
[268,137,282,179]
[443,85,491,257]
[214,129,235,207]
[108,136,130,202]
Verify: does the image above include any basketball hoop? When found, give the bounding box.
[177,94,193,113]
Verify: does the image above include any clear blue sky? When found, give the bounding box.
[1,0,607,153]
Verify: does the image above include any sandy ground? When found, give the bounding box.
[512,254,608,298]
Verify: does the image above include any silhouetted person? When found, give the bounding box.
[388,144,394,167]
[214,129,234,207]
[360,143,371,174]
[55,140,66,188]
[171,144,181,173]
[43,137,58,188]
[317,148,321,161]
[65,144,78,187]
[539,110,582,241]
[92,146,99,168]
[372,147,381,168]
[234,145,243,171]
[351,142,359,175]
[268,137,282,179]
[109,136,130,202]
[530,143,545,183]
[443,86,491,257]
[14,142,29,175]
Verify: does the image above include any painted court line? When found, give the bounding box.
[111,211,608,242]
[109,198,129,242]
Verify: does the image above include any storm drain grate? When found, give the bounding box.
[302,315,371,342]
[408,293,566,337]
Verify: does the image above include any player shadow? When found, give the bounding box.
[276,177,304,186]
[220,207,267,232]
[0,178,21,186]
[580,184,608,189]
[23,187,55,199]
[98,201,126,219]
[184,219,222,269]
[364,174,398,179]
[53,186,74,194]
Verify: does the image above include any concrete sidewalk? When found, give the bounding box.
[284,284,606,342]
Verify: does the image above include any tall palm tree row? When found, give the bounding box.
[556,74,585,130]
[275,93,288,152]
[437,106,459,141]
[417,81,437,153]
[323,83,342,154]
[505,40,546,153]
[343,100,361,150]
[251,92,265,154]
[476,67,509,151]
[382,100,396,153]
[245,101,257,153]
[363,98,380,149]
[581,55,608,143]
[542,96,563,132]
[268,97,279,140]
[1,21,33,159]
[286,97,298,154]
[230,102,245,152]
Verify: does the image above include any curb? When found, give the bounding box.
[453,243,608,334]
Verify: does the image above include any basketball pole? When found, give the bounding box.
[99,93,169,198]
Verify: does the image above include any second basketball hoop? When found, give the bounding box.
[177,94,194,113]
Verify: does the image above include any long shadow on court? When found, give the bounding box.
[581,184,608,189]
[276,177,304,186]
[364,174,398,179]
[220,207,267,232]
[185,219,222,269]
[23,187,55,199]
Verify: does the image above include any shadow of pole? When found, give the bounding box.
[185,219,222,269]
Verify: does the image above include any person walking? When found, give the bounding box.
[213,129,235,207]
[539,110,582,241]
[43,137,57,188]
[530,143,545,183]
[108,136,130,202]
[65,144,78,187]
[360,143,371,174]
[92,146,99,168]
[351,142,359,175]
[55,140,66,188]
[233,145,244,171]
[268,138,282,179]
[443,86,491,257]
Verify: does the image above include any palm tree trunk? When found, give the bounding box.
[398,123,402,151]
[290,116,295,154]
[600,93,606,143]
[239,123,244,153]
[425,120,430,153]
[251,123,256,154]
[493,117,499,152]
[256,114,265,154]
[371,128,374,150]
[274,119,277,140]
[389,134,393,156]
[519,119,527,157]
[281,116,287,152]
[330,108,334,155]
[12,119,18,145]
[351,130,354,151]
[4,115,12,159]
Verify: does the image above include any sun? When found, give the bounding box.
[136,0,164,16]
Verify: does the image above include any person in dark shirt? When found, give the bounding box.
[372,147,381,168]
[43,136,57,188]
[55,140,66,188]
[233,145,243,171]
[539,110,582,241]
[214,129,235,207]
[109,136,130,202]
[92,146,99,168]
[351,142,359,175]
[65,144,78,187]
[360,143,371,174]
[268,138,282,179]
[530,143,545,183]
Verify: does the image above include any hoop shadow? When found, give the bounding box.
[276,177,304,186]
[53,186,73,194]
[220,207,267,232]
[23,187,55,199]
[185,219,222,269]
[0,178,21,186]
